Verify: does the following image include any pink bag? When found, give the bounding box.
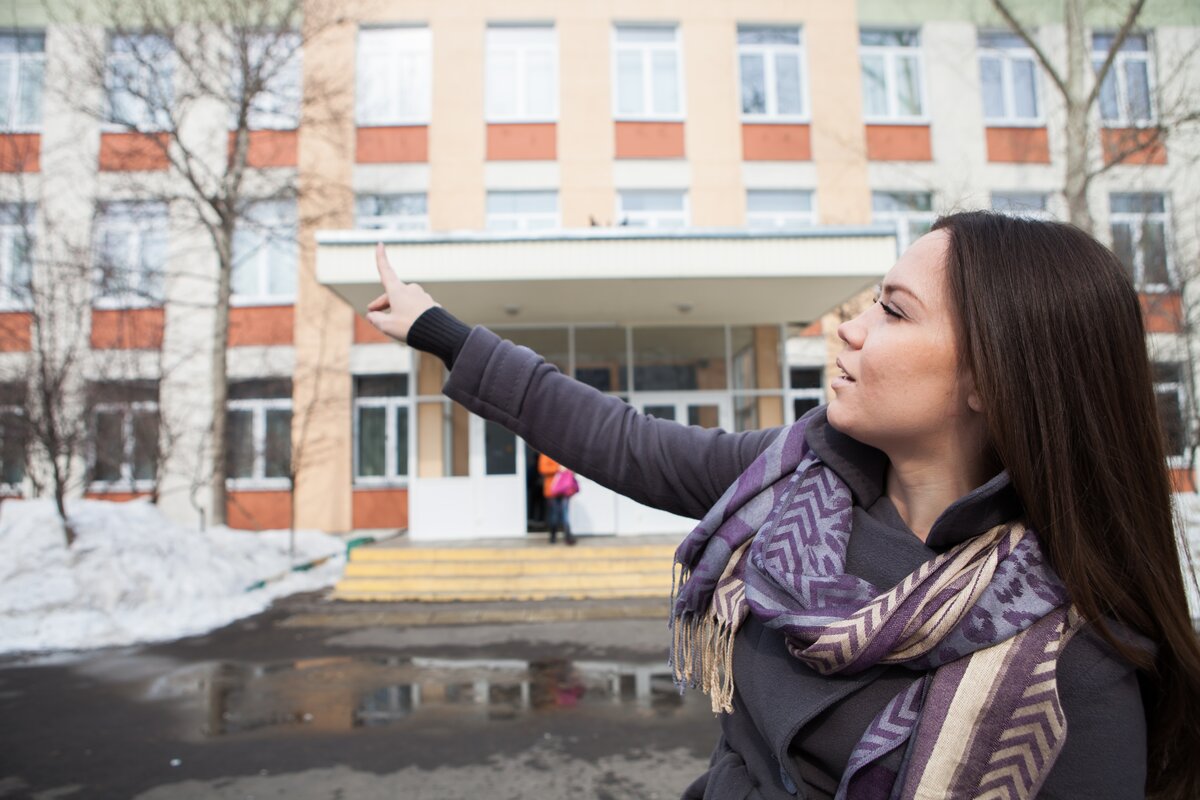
[549,469,580,498]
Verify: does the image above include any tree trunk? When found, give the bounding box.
[209,220,234,526]
[1063,0,1095,234]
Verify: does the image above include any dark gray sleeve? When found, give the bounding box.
[442,326,785,520]
[1036,629,1147,799]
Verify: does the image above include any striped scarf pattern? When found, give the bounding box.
[670,421,1080,799]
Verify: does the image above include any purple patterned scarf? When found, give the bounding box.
[670,420,1081,800]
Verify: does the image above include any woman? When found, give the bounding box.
[365,211,1200,799]
[538,452,577,545]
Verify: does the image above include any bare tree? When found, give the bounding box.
[49,0,347,525]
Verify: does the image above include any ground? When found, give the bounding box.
[0,592,719,800]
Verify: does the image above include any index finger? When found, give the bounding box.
[375,242,400,289]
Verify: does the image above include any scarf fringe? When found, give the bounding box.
[671,565,738,714]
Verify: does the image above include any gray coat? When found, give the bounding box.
[441,325,1148,800]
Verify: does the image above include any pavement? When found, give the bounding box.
[0,592,719,800]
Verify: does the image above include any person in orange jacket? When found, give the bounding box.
[538,453,576,545]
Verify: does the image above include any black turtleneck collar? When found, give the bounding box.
[802,406,1023,550]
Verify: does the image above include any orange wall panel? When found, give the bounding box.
[1101,127,1166,166]
[0,134,40,172]
[487,123,556,161]
[985,127,1051,163]
[0,312,31,351]
[742,124,811,161]
[614,122,685,159]
[227,490,293,530]
[228,305,294,347]
[99,132,170,171]
[354,313,393,344]
[352,487,408,530]
[229,130,299,168]
[1170,468,1195,493]
[864,125,932,162]
[1140,292,1183,334]
[90,308,165,350]
[355,126,428,163]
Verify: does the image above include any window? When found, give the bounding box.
[93,201,166,308]
[0,382,26,489]
[106,33,173,131]
[978,31,1040,124]
[0,203,33,309]
[486,191,558,231]
[991,191,1050,218]
[613,25,682,119]
[1094,33,1154,126]
[1154,363,1188,460]
[226,379,292,486]
[234,32,302,130]
[355,193,428,231]
[88,381,159,488]
[486,26,556,122]
[232,199,297,304]
[859,29,924,121]
[617,190,687,228]
[354,374,409,484]
[1109,193,1172,290]
[738,26,806,120]
[0,32,44,131]
[789,366,824,423]
[872,191,934,254]
[356,27,431,126]
[746,190,815,228]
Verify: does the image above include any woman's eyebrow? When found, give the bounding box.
[881,282,925,309]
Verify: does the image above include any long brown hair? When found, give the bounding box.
[932,210,1200,800]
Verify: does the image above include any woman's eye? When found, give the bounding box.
[880,301,902,319]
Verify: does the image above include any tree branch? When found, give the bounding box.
[1085,0,1148,110]
[989,0,1069,98]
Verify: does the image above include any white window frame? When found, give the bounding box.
[616,190,689,229]
[745,189,816,229]
[978,32,1043,126]
[737,26,809,122]
[234,31,302,131]
[1154,362,1189,465]
[231,199,297,307]
[1109,193,1174,292]
[105,33,174,132]
[485,25,558,123]
[485,190,560,232]
[859,29,927,124]
[354,193,429,231]
[611,24,685,121]
[226,396,292,489]
[88,399,159,492]
[92,201,166,310]
[0,204,33,310]
[353,391,411,487]
[0,32,44,132]
[0,403,25,491]
[356,27,432,127]
[1093,33,1157,128]
[871,191,935,254]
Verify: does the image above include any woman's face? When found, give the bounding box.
[826,229,981,456]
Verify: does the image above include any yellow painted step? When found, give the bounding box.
[332,586,673,602]
[343,558,672,578]
[337,572,672,594]
[349,545,677,563]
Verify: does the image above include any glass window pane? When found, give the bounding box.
[616,50,643,115]
[268,236,297,296]
[229,378,292,400]
[574,327,628,392]
[644,404,676,422]
[616,27,674,44]
[1110,222,1136,281]
[979,32,1025,50]
[729,326,781,391]
[733,395,758,433]
[860,54,888,117]
[357,406,386,478]
[484,420,517,475]
[774,53,802,115]
[395,406,409,477]
[0,411,24,485]
[487,49,518,118]
[687,404,721,429]
[0,59,12,128]
[93,411,124,481]
[895,55,922,116]
[621,190,684,212]
[264,409,292,479]
[747,190,811,213]
[793,397,820,421]
[356,374,408,398]
[500,327,569,373]
[525,49,555,117]
[1123,60,1151,122]
[132,410,158,481]
[651,50,680,115]
[738,27,799,46]
[226,409,254,478]
[1096,61,1119,120]
[17,57,42,128]
[980,57,1005,118]
[1012,59,1038,118]
[790,367,823,389]
[739,53,766,114]
[633,327,727,391]
[1156,388,1185,457]
[1142,220,1169,286]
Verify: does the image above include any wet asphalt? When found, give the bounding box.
[0,593,720,800]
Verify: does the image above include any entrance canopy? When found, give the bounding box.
[316,226,897,326]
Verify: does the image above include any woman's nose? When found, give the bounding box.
[837,312,866,349]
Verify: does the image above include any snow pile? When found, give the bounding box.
[0,499,346,655]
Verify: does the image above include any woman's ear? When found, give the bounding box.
[967,388,984,414]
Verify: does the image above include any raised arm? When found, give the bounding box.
[364,244,784,519]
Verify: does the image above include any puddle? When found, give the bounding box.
[145,655,703,738]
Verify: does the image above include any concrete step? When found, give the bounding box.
[350,544,677,563]
[343,557,672,578]
[332,586,674,603]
